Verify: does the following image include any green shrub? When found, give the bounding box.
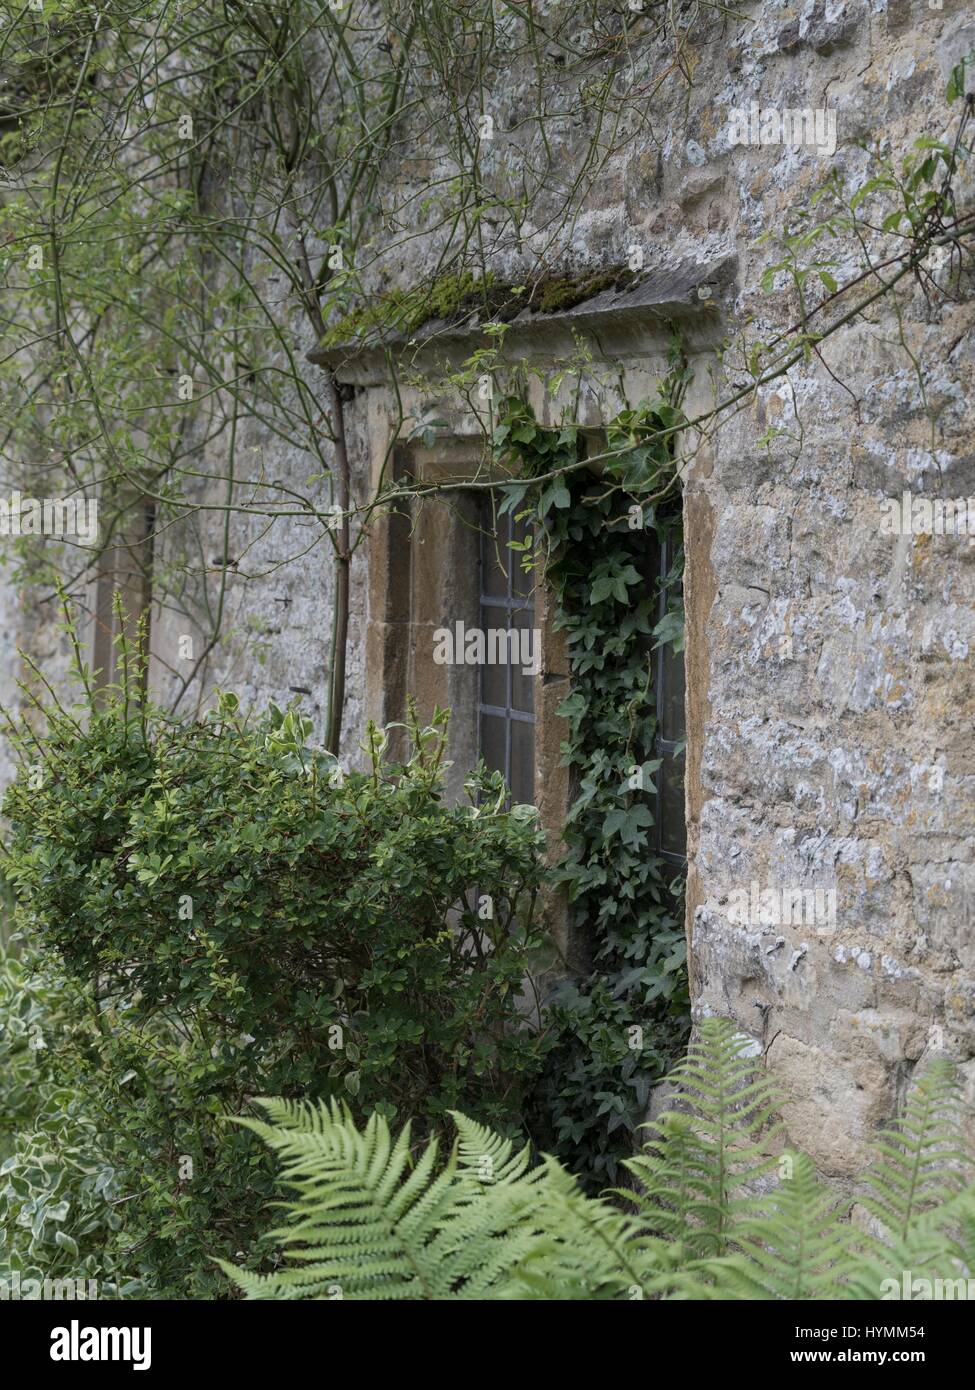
[2,683,549,1297]
[221,1019,975,1301]
[0,948,138,1297]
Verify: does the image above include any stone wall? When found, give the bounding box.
[679,4,975,1175]
[0,1,973,1171]
[315,1,975,1171]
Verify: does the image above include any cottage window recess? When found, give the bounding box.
[645,516,686,865]
[478,499,536,806]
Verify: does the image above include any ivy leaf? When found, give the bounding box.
[602,805,653,848]
[947,59,970,105]
[589,575,616,604]
[498,484,528,516]
[556,692,586,720]
[540,481,571,513]
[652,608,685,652]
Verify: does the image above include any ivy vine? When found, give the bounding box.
[491,353,692,1185]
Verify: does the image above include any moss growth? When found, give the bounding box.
[319,264,637,348]
[533,266,636,314]
[426,270,499,320]
[318,287,420,349]
[319,272,502,349]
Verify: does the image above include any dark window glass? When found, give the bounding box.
[510,606,535,714]
[658,748,687,859]
[646,518,687,865]
[479,711,507,780]
[659,642,684,743]
[478,501,536,803]
[509,718,535,807]
[479,606,508,709]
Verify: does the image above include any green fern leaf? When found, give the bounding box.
[860,1061,971,1241]
[625,1018,781,1257]
[701,1151,854,1299]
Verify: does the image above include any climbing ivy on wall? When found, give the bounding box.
[491,361,692,1185]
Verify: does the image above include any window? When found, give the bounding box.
[647,518,686,864]
[91,494,154,696]
[478,501,535,805]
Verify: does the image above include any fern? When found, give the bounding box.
[216,1098,569,1300]
[838,1065,975,1301]
[215,1097,463,1300]
[840,1188,975,1300]
[219,1021,975,1301]
[859,1061,969,1240]
[685,1152,854,1300]
[497,1158,660,1301]
[625,1019,781,1257]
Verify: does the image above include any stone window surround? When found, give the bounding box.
[307,257,727,976]
[362,430,576,959]
[87,490,155,695]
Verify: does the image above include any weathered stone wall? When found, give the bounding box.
[145,397,368,764]
[312,1,975,1171]
[680,4,975,1175]
[360,1,974,1175]
[0,1,972,1170]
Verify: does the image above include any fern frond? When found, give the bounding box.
[450,1109,536,1185]
[217,1038,975,1302]
[841,1186,975,1299]
[698,1151,854,1299]
[625,1018,781,1256]
[224,1098,463,1299]
[220,1099,581,1299]
[860,1061,971,1241]
[501,1158,660,1301]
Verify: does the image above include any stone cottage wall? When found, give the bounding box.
[681,5,975,1175]
[0,1,972,1169]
